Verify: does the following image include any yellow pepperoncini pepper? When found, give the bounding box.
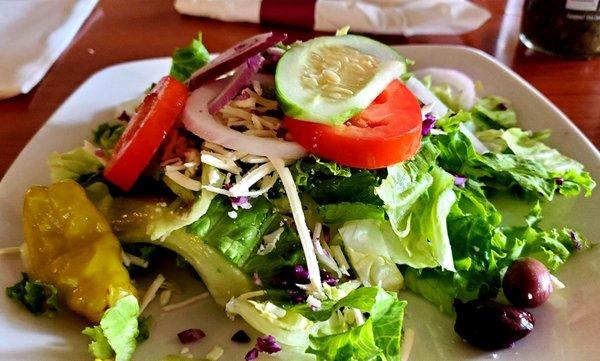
[22,180,136,323]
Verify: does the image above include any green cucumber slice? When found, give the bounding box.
[275,35,406,125]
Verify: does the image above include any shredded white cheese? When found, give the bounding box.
[205,346,224,361]
[139,274,166,314]
[0,246,22,256]
[165,170,202,191]
[237,290,267,300]
[312,223,342,276]
[180,347,190,354]
[330,245,351,276]
[203,141,230,156]
[229,162,274,195]
[269,157,324,298]
[353,308,365,326]
[159,289,172,306]
[257,226,284,256]
[227,210,238,219]
[307,295,322,310]
[162,292,210,312]
[200,152,242,174]
[550,274,566,290]
[401,328,415,361]
[121,251,131,267]
[121,251,148,268]
[240,154,270,164]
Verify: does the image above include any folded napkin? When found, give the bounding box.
[175,0,490,36]
[0,0,98,100]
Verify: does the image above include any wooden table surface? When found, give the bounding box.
[1,0,599,179]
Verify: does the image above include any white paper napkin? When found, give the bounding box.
[175,0,491,36]
[0,0,98,100]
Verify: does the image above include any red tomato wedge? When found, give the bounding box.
[104,76,188,191]
[284,80,422,169]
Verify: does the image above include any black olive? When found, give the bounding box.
[503,257,553,308]
[454,299,535,350]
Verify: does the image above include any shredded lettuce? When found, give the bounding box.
[472,96,517,129]
[345,247,404,292]
[82,294,140,361]
[5,273,59,317]
[226,286,407,360]
[169,33,210,82]
[291,157,381,205]
[372,142,456,270]
[404,195,588,314]
[149,163,225,240]
[92,121,126,152]
[433,128,594,200]
[317,202,385,224]
[48,147,102,182]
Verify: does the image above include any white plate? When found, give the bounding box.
[1,46,599,361]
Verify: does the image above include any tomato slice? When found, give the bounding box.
[104,76,188,191]
[284,80,422,169]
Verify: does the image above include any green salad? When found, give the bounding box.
[5,30,595,361]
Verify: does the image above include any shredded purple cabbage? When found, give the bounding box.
[320,270,339,286]
[288,289,308,304]
[256,335,282,354]
[322,225,331,244]
[454,174,468,188]
[177,328,206,344]
[422,112,436,136]
[117,110,130,121]
[231,330,251,343]
[231,195,250,208]
[245,348,259,361]
[569,230,582,250]
[496,103,509,111]
[293,265,310,281]
[555,177,564,186]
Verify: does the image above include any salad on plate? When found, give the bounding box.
[4,29,596,361]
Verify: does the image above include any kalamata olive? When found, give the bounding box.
[503,257,553,308]
[454,299,535,350]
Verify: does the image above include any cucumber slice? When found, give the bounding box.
[275,35,406,125]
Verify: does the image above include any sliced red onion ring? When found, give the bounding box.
[207,55,265,115]
[414,67,477,110]
[187,32,287,91]
[183,74,306,160]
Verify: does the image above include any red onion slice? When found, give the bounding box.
[187,32,287,91]
[414,67,477,110]
[183,74,306,160]
[207,55,265,115]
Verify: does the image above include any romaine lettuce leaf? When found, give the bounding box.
[435,122,595,200]
[472,96,517,129]
[370,142,456,270]
[306,287,407,361]
[404,197,588,314]
[92,121,126,152]
[500,128,595,196]
[48,147,102,182]
[169,33,210,82]
[317,202,385,224]
[226,287,407,361]
[149,163,225,240]
[5,273,58,317]
[345,247,404,292]
[291,157,382,205]
[83,294,140,361]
